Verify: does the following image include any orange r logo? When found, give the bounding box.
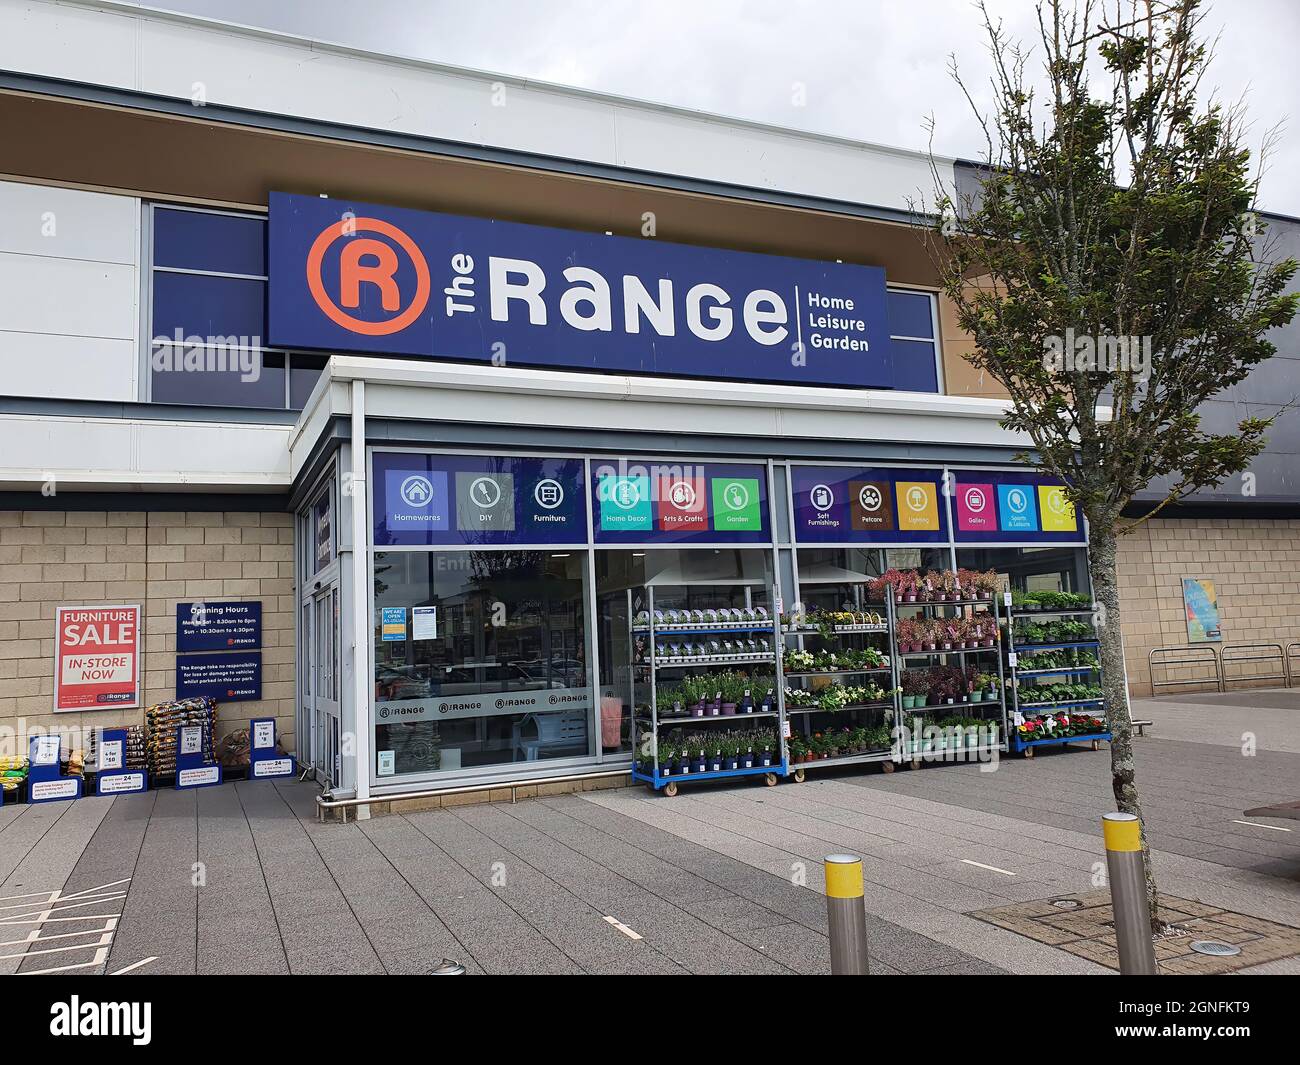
[306,217,430,336]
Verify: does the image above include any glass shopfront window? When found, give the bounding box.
[373,549,592,777]
[794,547,950,611]
[596,549,775,755]
[954,546,1091,597]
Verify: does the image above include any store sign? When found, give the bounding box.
[175,652,263,702]
[268,192,896,389]
[793,467,948,544]
[54,604,141,713]
[374,452,586,546]
[592,459,769,544]
[375,686,591,724]
[176,601,262,652]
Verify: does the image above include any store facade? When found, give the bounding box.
[3,1,1295,808]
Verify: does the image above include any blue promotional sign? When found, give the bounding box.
[174,722,222,789]
[95,727,147,795]
[248,717,296,779]
[176,652,263,702]
[268,192,901,389]
[590,458,770,545]
[27,734,82,803]
[792,465,948,544]
[176,600,262,652]
[373,452,587,546]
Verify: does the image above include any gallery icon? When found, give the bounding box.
[534,479,564,509]
[810,483,835,510]
[400,474,434,508]
[964,487,988,513]
[468,476,502,509]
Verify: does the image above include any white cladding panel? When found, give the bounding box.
[0,181,140,402]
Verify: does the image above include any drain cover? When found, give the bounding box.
[1189,940,1241,957]
[1051,899,1081,909]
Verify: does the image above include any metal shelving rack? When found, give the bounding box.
[1002,596,1112,757]
[893,593,1009,762]
[780,593,902,779]
[629,585,788,796]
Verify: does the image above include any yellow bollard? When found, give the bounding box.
[824,854,870,974]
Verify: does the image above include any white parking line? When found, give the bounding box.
[603,915,643,940]
[1231,819,1292,833]
[110,957,158,976]
[961,859,1016,876]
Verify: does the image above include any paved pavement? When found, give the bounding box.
[2,689,1296,975]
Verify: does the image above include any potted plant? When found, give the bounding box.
[761,732,779,767]
[740,738,756,769]
[657,739,675,776]
[690,742,707,774]
[721,735,740,771]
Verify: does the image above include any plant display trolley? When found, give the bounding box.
[1003,591,1112,756]
[891,581,1009,767]
[629,585,787,796]
[780,594,901,780]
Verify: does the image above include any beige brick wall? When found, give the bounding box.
[1117,517,1300,696]
[0,509,296,758]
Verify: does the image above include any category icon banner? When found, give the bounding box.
[373,453,587,546]
[54,604,141,713]
[592,459,770,544]
[792,466,948,543]
[952,471,1084,543]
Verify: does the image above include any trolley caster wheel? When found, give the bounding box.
[793,768,806,783]
[764,773,779,787]
[909,759,921,771]
[1090,740,1100,751]
[663,781,678,797]
[881,761,896,774]
[1023,747,1035,759]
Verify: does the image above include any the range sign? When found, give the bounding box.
[268,192,895,388]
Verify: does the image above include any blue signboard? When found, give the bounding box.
[792,465,949,544]
[590,458,770,545]
[268,192,900,389]
[373,452,587,546]
[176,600,262,652]
[176,652,262,702]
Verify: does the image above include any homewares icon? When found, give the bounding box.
[400,475,434,508]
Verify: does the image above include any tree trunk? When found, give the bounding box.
[1088,523,1161,933]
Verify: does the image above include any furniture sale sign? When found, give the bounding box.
[54,604,142,712]
[268,192,896,389]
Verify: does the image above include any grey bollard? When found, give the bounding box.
[824,854,870,974]
[1102,813,1158,975]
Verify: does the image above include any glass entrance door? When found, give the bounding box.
[307,585,341,786]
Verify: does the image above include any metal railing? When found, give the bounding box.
[1148,644,1223,694]
[1286,642,1300,687]
[1220,642,1290,689]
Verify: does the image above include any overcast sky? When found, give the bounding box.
[152,0,1300,215]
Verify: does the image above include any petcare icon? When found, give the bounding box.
[810,483,835,510]
[400,474,434,508]
[534,479,564,509]
[858,484,883,513]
